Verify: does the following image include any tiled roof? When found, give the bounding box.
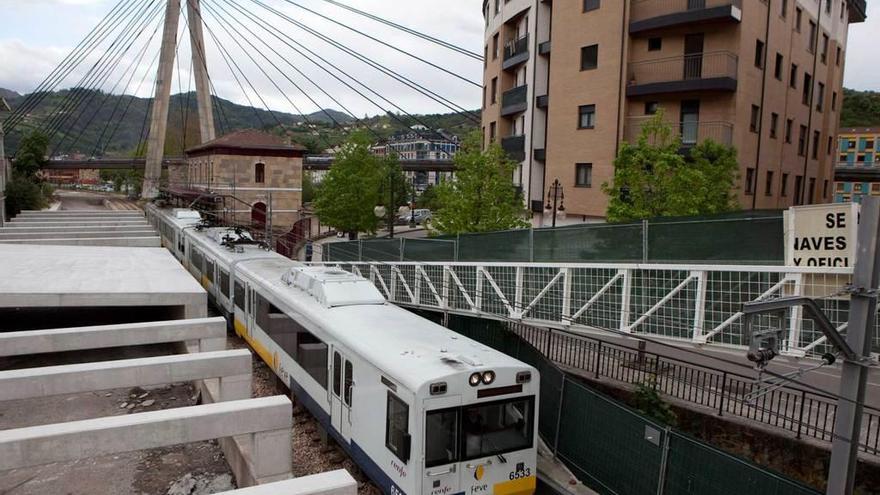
[186,129,306,155]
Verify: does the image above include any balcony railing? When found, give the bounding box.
[835,160,880,181]
[501,134,526,162]
[503,34,529,70]
[625,116,734,147]
[500,85,528,116]
[626,51,738,96]
[630,0,742,25]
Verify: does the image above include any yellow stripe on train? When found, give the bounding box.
[494,476,536,495]
[233,318,276,370]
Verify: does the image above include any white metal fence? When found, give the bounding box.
[315,262,866,358]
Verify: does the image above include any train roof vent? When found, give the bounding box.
[283,267,386,308]
[173,209,201,220]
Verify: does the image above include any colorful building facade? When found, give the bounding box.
[835,127,880,203]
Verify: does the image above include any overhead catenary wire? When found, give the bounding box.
[318,0,483,61]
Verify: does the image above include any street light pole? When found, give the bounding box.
[409,177,417,229]
[545,179,565,228]
[388,172,394,239]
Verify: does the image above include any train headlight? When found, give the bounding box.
[469,372,482,387]
[481,371,496,385]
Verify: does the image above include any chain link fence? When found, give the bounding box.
[439,313,821,495]
[323,213,785,265]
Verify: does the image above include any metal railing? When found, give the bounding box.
[501,134,526,161]
[625,116,734,146]
[503,34,529,62]
[510,322,880,456]
[628,51,738,86]
[500,84,528,115]
[313,261,869,360]
[630,0,742,23]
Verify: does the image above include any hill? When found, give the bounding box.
[841,88,880,128]
[1,88,478,157]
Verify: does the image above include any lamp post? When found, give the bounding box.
[374,170,395,238]
[409,177,417,229]
[545,178,566,228]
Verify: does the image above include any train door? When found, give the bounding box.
[330,349,353,442]
[423,395,462,493]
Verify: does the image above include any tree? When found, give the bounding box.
[302,171,317,204]
[602,112,739,223]
[431,131,529,235]
[14,131,49,178]
[416,184,442,211]
[5,173,48,217]
[313,132,396,238]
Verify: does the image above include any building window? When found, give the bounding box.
[750,105,760,133]
[781,0,788,17]
[648,37,662,51]
[832,91,838,111]
[774,53,783,80]
[578,104,596,129]
[575,163,593,188]
[795,7,802,32]
[826,180,832,198]
[583,0,600,12]
[821,33,829,64]
[807,21,817,53]
[745,168,756,195]
[492,33,499,60]
[816,82,825,112]
[580,44,598,71]
[254,163,265,183]
[795,175,804,204]
[765,171,774,196]
[812,130,820,159]
[489,122,497,143]
[798,125,807,156]
[828,136,834,155]
[785,119,793,143]
[808,178,816,204]
[826,0,833,14]
[802,73,811,105]
[837,46,842,66]
[789,64,798,89]
[770,113,779,139]
[754,40,765,68]
[781,173,789,197]
[491,77,498,104]
[385,393,410,463]
[645,101,659,115]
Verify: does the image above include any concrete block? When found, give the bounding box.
[0,230,157,240]
[217,472,356,495]
[0,396,293,472]
[251,428,292,480]
[215,471,357,495]
[0,236,162,247]
[0,318,227,357]
[0,350,252,401]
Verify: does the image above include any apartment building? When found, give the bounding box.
[370,125,459,189]
[482,0,867,223]
[835,126,880,202]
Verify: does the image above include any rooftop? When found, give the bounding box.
[186,129,306,158]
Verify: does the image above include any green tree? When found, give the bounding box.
[313,132,396,238]
[14,131,49,178]
[5,173,48,217]
[602,112,739,223]
[302,171,317,204]
[431,132,529,234]
[633,379,677,426]
[416,183,442,211]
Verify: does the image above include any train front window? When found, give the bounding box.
[462,397,534,460]
[425,408,458,468]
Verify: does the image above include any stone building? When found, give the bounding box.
[169,130,305,232]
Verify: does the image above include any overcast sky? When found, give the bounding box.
[0,0,877,118]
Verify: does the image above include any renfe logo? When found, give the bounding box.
[390,459,407,478]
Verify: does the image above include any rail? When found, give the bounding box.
[630,0,742,23]
[625,116,734,146]
[628,51,738,86]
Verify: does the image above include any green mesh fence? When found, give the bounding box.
[446,314,820,495]
[323,214,785,265]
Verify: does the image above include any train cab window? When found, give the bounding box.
[177,235,185,254]
[385,392,411,463]
[220,270,230,298]
[206,259,215,283]
[234,281,245,310]
[344,361,353,406]
[426,408,459,468]
[462,397,534,461]
[190,248,203,273]
[333,352,342,396]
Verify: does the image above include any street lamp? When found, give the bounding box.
[375,169,395,238]
[409,177,417,228]
[545,178,566,228]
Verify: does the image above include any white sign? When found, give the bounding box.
[785,203,859,268]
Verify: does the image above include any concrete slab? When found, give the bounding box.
[0,318,227,356]
[216,471,357,495]
[0,230,158,239]
[11,216,146,222]
[0,225,156,233]
[0,349,252,401]
[0,243,205,315]
[0,237,162,247]
[7,221,150,227]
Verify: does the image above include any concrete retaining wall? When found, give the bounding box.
[216,471,357,495]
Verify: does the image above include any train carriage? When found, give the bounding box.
[146,204,539,495]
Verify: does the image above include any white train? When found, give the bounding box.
[145,204,540,495]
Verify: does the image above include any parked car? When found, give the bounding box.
[396,209,432,226]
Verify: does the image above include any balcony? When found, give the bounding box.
[849,0,867,23]
[501,85,528,117]
[624,116,734,148]
[536,94,549,109]
[626,51,738,97]
[835,161,880,182]
[630,0,742,35]
[501,135,526,162]
[539,41,551,56]
[503,34,529,71]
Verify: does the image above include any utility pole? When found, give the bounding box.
[142,0,181,199]
[0,97,10,227]
[827,196,880,494]
[186,0,215,144]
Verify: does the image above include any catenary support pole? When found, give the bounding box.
[827,196,880,495]
[142,0,182,199]
[187,0,215,144]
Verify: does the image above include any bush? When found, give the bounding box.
[633,378,677,426]
[5,173,48,217]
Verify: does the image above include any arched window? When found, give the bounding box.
[255,162,266,184]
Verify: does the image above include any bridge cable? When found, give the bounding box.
[199,0,338,150]
[317,0,483,61]
[3,0,143,131]
[275,0,481,88]
[244,0,479,124]
[54,5,166,156]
